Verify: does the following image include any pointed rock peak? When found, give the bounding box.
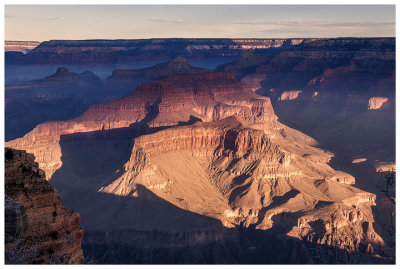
[45,66,74,80]
[55,67,70,75]
[166,56,190,68]
[171,56,187,63]
[162,56,195,72]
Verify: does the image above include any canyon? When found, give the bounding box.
[4,37,395,263]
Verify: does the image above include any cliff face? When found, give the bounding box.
[7,38,393,65]
[6,71,275,179]
[5,147,84,264]
[96,116,385,256]
[220,38,395,100]
[222,38,396,261]
[7,38,299,64]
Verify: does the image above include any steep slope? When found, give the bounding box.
[5,147,84,264]
[96,116,385,256]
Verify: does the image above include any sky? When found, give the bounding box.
[5,5,396,41]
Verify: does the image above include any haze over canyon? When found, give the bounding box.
[4,37,395,264]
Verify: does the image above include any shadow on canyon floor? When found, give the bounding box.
[78,191,391,264]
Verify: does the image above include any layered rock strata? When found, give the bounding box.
[98,116,385,255]
[6,71,275,179]
[5,147,84,264]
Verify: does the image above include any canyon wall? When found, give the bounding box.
[7,38,394,64]
[5,147,84,264]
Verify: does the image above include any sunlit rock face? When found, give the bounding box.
[6,70,276,179]
[5,147,84,264]
[368,97,390,110]
[96,115,385,255]
[278,90,303,101]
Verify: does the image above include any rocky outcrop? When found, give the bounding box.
[5,196,28,239]
[368,97,390,110]
[95,115,385,255]
[5,147,84,264]
[278,90,303,101]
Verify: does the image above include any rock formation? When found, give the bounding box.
[5,147,84,264]
[6,71,275,179]
[96,116,385,255]
[278,90,303,101]
[5,67,102,141]
[368,97,390,110]
[107,56,209,81]
[224,38,395,262]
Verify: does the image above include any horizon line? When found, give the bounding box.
[5,36,397,42]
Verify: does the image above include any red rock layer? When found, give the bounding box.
[5,147,84,264]
[6,71,276,179]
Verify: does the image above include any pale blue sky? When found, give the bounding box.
[5,5,395,41]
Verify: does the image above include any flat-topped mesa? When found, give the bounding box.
[5,147,84,264]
